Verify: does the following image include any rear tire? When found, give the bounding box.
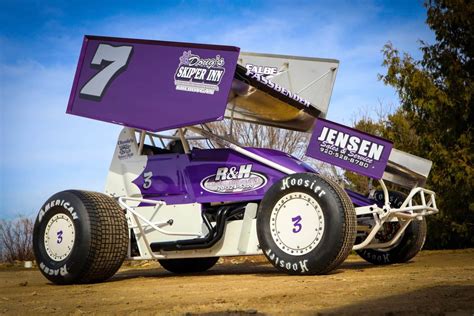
[356,219,427,265]
[257,173,356,275]
[159,257,219,273]
[33,190,128,284]
[356,190,427,265]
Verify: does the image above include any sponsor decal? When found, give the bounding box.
[245,63,279,77]
[318,126,384,161]
[245,68,311,108]
[174,50,226,95]
[118,138,134,160]
[306,118,393,179]
[200,164,267,194]
[38,199,78,223]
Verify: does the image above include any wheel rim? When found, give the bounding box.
[270,192,325,256]
[44,213,76,261]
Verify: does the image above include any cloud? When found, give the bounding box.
[0,60,121,218]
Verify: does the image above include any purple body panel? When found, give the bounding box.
[133,148,313,205]
[67,35,239,132]
[132,147,373,207]
[306,118,393,179]
[345,189,375,207]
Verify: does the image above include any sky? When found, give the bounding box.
[0,0,434,219]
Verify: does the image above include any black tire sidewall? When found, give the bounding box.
[257,173,347,274]
[33,191,92,284]
[357,218,426,264]
[373,190,405,208]
[357,190,427,264]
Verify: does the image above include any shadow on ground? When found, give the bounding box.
[319,284,474,315]
[182,285,474,316]
[111,259,381,282]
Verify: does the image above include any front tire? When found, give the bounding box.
[33,190,128,284]
[257,173,356,275]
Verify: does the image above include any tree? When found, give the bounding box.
[346,105,422,195]
[367,0,473,248]
[0,217,34,262]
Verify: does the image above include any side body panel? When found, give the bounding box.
[104,128,376,208]
[132,148,313,205]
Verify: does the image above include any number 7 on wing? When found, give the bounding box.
[80,43,133,101]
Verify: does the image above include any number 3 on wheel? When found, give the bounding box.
[80,44,133,100]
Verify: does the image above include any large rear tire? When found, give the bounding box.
[159,257,219,273]
[33,190,128,284]
[257,173,356,275]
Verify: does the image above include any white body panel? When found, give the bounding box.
[105,128,145,204]
[383,148,433,188]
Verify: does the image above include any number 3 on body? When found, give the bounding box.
[80,44,133,100]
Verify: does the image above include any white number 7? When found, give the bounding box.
[80,44,133,100]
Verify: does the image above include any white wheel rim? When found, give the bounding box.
[270,192,325,256]
[44,213,76,261]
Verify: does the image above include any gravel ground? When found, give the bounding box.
[0,249,473,315]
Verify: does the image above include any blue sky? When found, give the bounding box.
[0,0,434,219]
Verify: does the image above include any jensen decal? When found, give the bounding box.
[201,164,267,194]
[306,118,393,179]
[317,126,384,168]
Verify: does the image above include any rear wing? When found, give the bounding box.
[67,36,337,132]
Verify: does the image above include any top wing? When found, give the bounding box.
[67,35,240,132]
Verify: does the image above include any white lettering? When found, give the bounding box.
[358,140,371,156]
[299,260,309,272]
[368,143,383,160]
[238,164,252,179]
[215,167,228,181]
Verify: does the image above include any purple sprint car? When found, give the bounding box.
[32,36,438,284]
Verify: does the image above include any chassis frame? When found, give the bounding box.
[112,125,438,261]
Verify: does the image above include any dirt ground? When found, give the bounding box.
[0,249,473,315]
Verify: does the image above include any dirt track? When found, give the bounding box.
[1,249,473,315]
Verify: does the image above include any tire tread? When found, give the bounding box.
[68,190,128,283]
[314,175,356,273]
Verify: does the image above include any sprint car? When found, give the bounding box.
[33,36,438,284]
